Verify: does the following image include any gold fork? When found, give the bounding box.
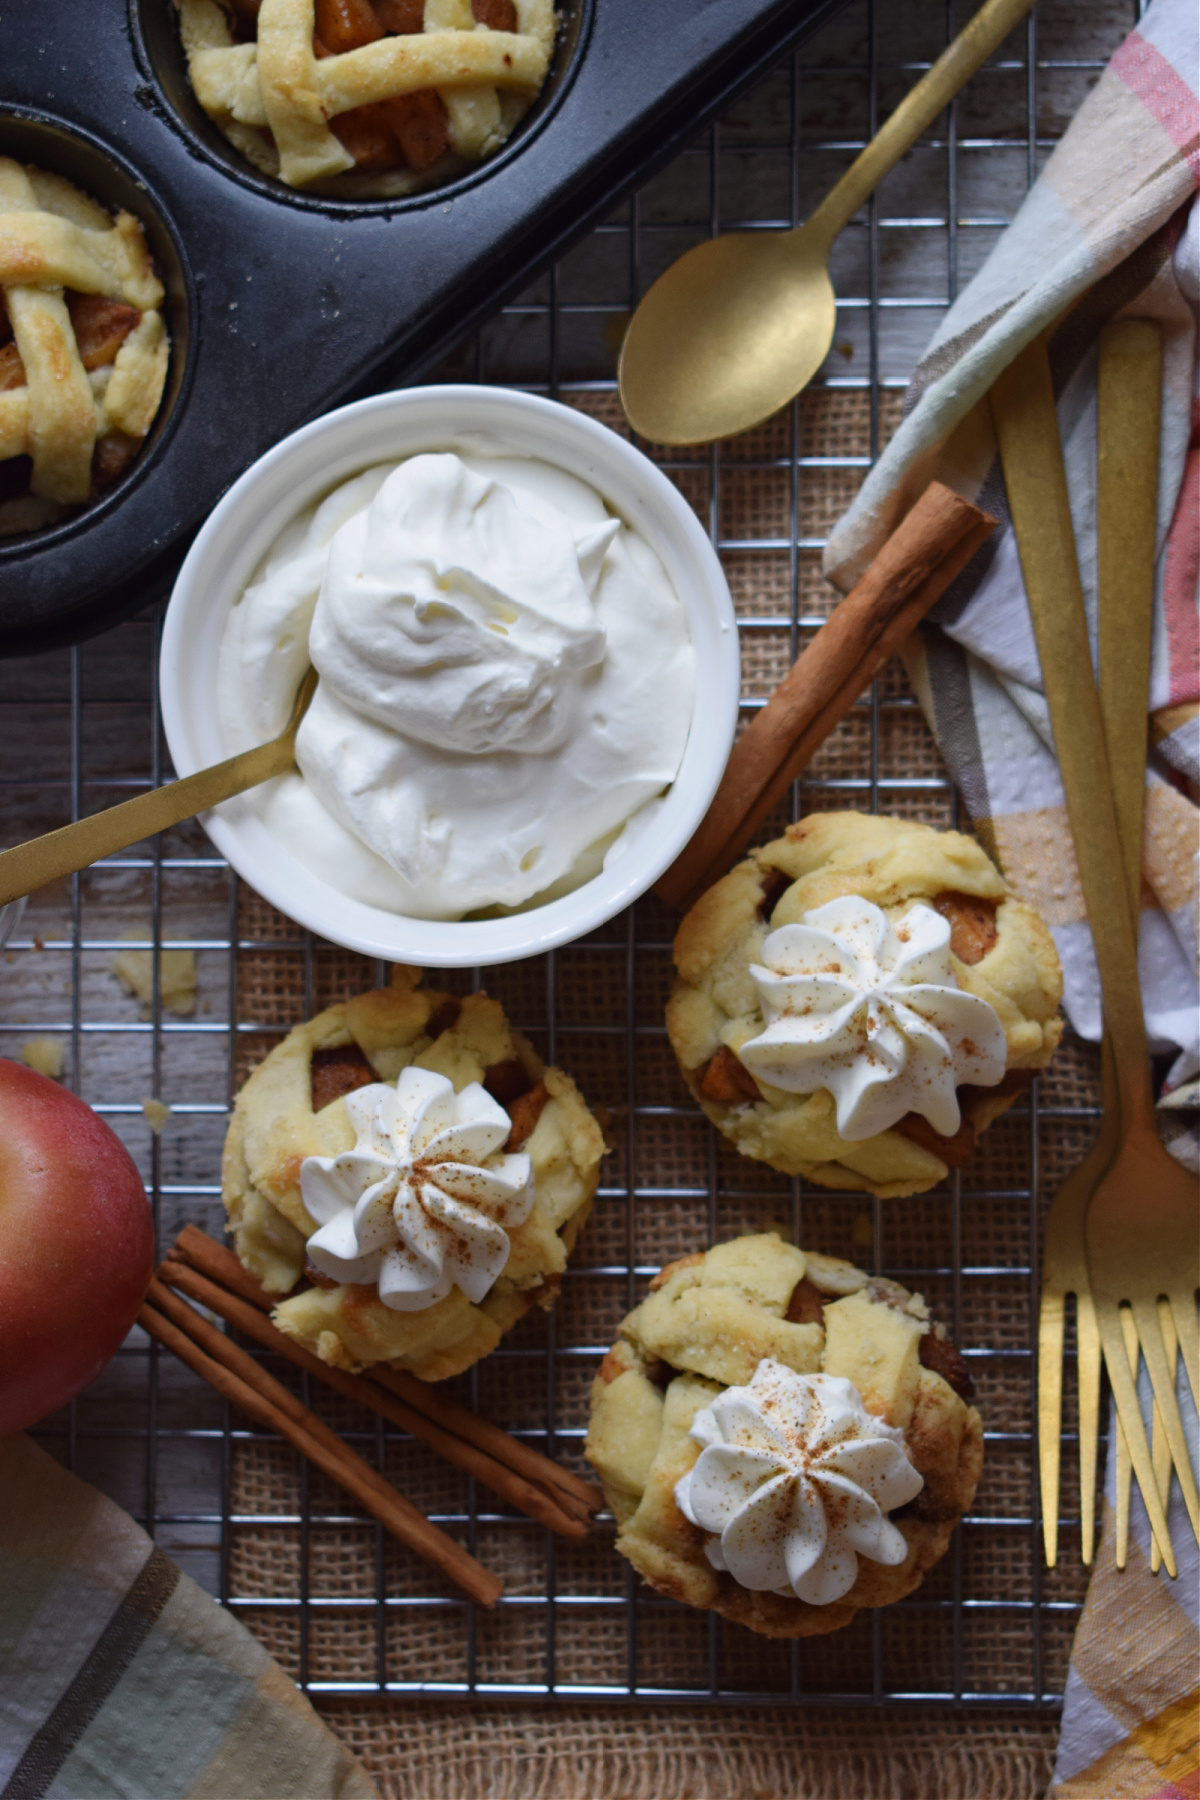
[1084,321,1200,1556]
[1095,321,1189,1572]
[1029,314,1160,1571]
[991,335,1197,1571]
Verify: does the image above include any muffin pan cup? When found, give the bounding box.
[0,0,842,655]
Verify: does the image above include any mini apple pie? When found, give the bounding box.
[177,0,557,196]
[666,811,1063,1198]
[0,160,170,537]
[586,1233,983,1638]
[223,974,605,1380]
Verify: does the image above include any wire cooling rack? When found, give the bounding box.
[2,0,1134,1709]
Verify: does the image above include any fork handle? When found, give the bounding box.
[990,339,1151,1123]
[1098,319,1161,920]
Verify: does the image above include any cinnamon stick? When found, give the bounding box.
[655,481,997,912]
[174,1223,281,1312]
[139,1291,502,1607]
[170,1225,603,1517]
[158,1258,589,1538]
[372,1368,601,1517]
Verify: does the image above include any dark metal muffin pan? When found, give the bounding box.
[0,0,842,654]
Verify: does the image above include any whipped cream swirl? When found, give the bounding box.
[674,1359,924,1606]
[737,896,1007,1139]
[300,1065,534,1311]
[218,450,695,918]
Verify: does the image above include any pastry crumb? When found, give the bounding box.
[141,1096,173,1134]
[111,930,197,1017]
[21,1036,64,1080]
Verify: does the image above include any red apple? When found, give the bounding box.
[0,1058,155,1435]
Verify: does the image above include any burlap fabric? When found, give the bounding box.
[318,1701,1059,1798]
[214,383,1093,1797]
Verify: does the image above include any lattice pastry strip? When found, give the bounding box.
[178,0,556,191]
[0,160,169,523]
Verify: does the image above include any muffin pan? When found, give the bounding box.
[0,0,842,655]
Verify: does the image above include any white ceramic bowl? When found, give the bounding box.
[160,385,739,966]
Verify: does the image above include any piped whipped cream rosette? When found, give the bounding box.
[674,1360,924,1607]
[737,895,1008,1140]
[300,1065,534,1312]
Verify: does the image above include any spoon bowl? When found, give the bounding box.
[618,0,1035,444]
[619,230,836,445]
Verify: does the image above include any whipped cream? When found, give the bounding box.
[217,450,695,918]
[737,896,1007,1140]
[674,1359,923,1606]
[300,1065,533,1311]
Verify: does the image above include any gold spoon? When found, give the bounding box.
[0,668,317,909]
[618,0,1035,445]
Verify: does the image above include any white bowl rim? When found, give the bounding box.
[160,384,739,967]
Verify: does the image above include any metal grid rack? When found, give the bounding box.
[1,0,1131,1710]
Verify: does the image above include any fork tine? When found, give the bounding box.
[1094,1295,1176,1574]
[1167,1292,1198,1406]
[1150,1301,1179,1576]
[1038,1287,1065,1567]
[1039,1277,1103,1566]
[1115,1307,1140,1568]
[1078,1291,1102,1565]
[1130,1294,1200,1541]
[1115,1417,1132,1568]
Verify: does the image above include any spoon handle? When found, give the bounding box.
[807,0,1035,247]
[0,725,298,909]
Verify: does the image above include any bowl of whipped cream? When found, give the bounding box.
[160,386,739,964]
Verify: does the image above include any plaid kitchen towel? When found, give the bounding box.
[0,1432,377,1800]
[824,0,1200,1166]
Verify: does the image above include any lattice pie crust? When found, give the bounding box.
[177,0,557,195]
[0,160,169,536]
[223,978,606,1380]
[666,812,1063,1198]
[586,1233,984,1638]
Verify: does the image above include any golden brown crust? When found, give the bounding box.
[0,159,169,531]
[585,1234,983,1639]
[666,812,1063,1199]
[175,0,555,194]
[222,982,606,1381]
